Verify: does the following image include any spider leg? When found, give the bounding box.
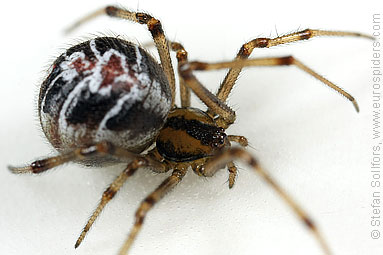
[214,29,374,107]
[170,41,191,107]
[75,157,155,249]
[119,167,188,255]
[180,54,362,128]
[227,161,237,189]
[226,135,249,188]
[201,147,332,255]
[228,135,248,147]
[7,141,164,174]
[139,41,191,106]
[179,62,236,128]
[65,6,176,107]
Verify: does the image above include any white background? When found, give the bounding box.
[0,0,382,255]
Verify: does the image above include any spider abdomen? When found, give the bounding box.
[39,37,172,154]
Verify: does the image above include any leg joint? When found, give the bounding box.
[239,42,254,56]
[30,160,49,173]
[135,12,153,24]
[300,28,313,40]
[278,55,295,65]
[147,18,163,37]
[176,50,188,62]
[103,187,116,200]
[252,38,270,48]
[143,196,156,206]
[105,6,118,16]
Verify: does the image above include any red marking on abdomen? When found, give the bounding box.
[71,58,96,73]
[100,54,126,88]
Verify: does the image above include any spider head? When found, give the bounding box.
[156,107,229,162]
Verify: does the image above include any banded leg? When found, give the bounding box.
[75,158,151,248]
[140,41,191,106]
[65,6,176,107]
[179,63,236,128]
[202,147,332,255]
[7,141,163,174]
[214,29,374,107]
[227,135,249,188]
[180,54,360,128]
[170,42,191,107]
[119,168,188,255]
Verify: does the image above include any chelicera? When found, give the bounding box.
[8,5,373,255]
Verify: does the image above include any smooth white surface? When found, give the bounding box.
[0,0,381,255]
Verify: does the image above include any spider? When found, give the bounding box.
[8,5,373,255]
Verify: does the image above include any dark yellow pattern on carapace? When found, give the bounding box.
[156,108,227,162]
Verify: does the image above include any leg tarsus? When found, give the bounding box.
[201,147,332,255]
[214,28,374,105]
[74,157,149,249]
[119,168,187,255]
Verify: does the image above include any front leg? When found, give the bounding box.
[214,29,374,105]
[179,53,363,129]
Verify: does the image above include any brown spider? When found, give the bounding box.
[8,5,373,255]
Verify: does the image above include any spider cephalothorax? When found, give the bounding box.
[9,5,373,255]
[156,108,228,162]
